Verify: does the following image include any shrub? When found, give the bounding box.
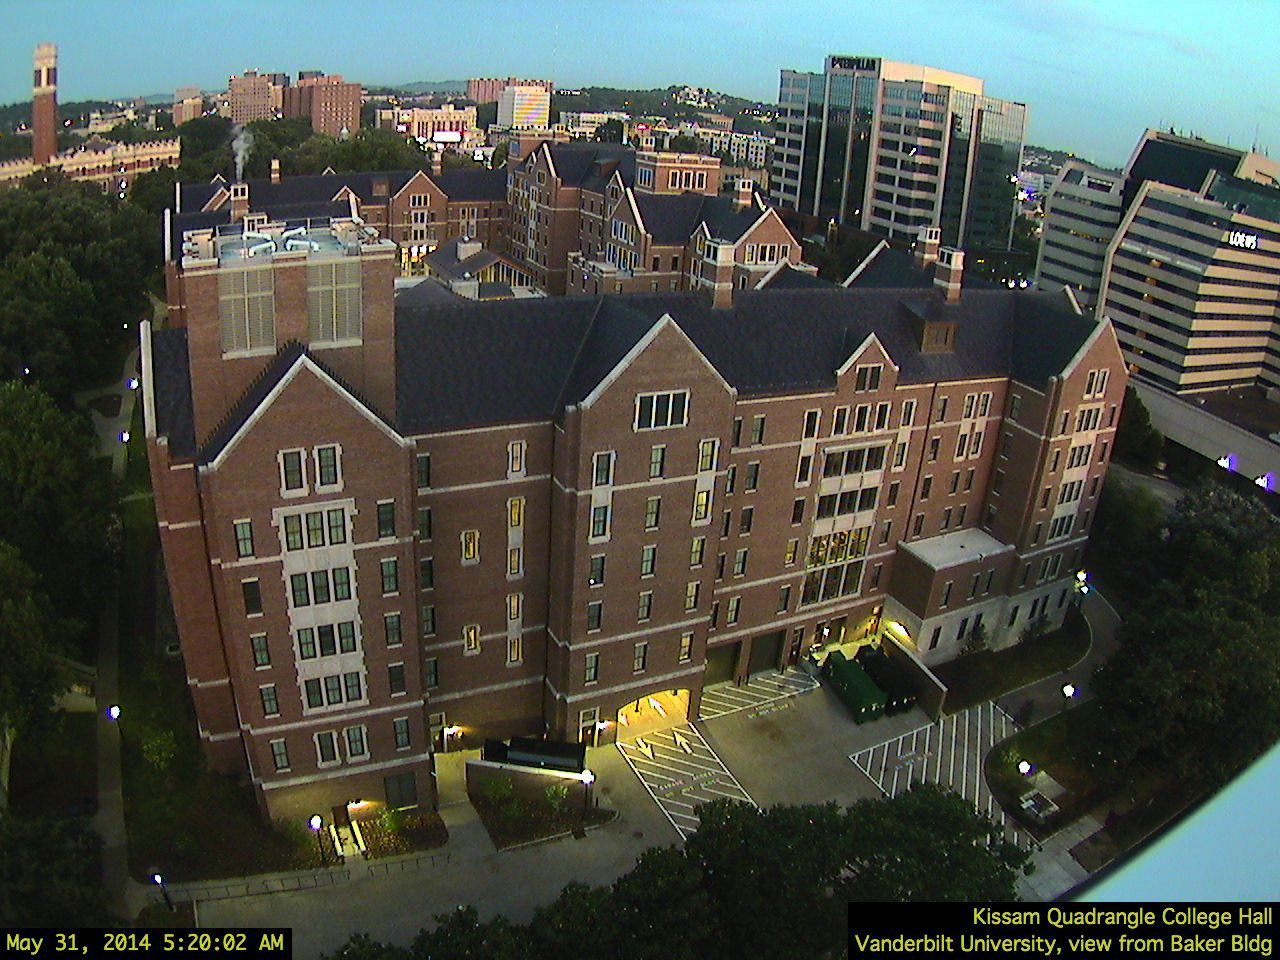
[482,775,514,805]
[544,783,569,815]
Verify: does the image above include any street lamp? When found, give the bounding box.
[152,872,174,912]
[128,377,140,390]
[120,430,131,444]
[308,814,324,864]
[106,704,121,721]
[1017,759,1034,776]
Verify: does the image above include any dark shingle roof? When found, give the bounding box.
[150,328,195,458]
[631,191,767,245]
[845,244,996,290]
[698,194,764,242]
[760,265,837,290]
[430,166,508,201]
[423,237,502,280]
[154,284,1098,454]
[545,143,636,189]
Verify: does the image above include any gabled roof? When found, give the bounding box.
[430,166,508,201]
[759,264,837,290]
[544,143,636,189]
[843,243,996,291]
[423,237,503,280]
[151,327,195,458]
[190,343,394,468]
[631,190,768,246]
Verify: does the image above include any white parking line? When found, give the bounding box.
[849,701,1028,846]
[697,668,819,721]
[617,723,756,839]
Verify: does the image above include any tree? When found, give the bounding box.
[1093,586,1280,786]
[1163,484,1279,585]
[490,140,511,169]
[684,800,849,960]
[844,785,1029,901]
[129,166,179,221]
[0,382,118,632]
[0,251,98,398]
[593,119,623,143]
[0,541,69,734]
[0,815,114,926]
[1113,385,1163,469]
[667,134,703,154]
[176,114,233,182]
[611,846,713,959]
[1085,477,1165,598]
[409,906,532,960]
[0,171,158,392]
[529,882,614,959]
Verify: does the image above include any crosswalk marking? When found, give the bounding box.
[617,723,755,839]
[697,668,819,721]
[848,701,1029,848]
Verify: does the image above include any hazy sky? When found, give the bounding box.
[5,0,1279,168]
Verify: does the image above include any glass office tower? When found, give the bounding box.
[771,56,1028,251]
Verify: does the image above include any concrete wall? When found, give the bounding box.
[1136,381,1280,483]
[465,758,592,810]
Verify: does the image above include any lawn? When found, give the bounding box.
[116,470,322,882]
[7,712,98,819]
[472,793,617,851]
[934,607,1090,714]
[984,701,1200,857]
[123,399,150,496]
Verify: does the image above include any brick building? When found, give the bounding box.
[509,142,809,297]
[375,105,481,152]
[32,43,58,166]
[147,183,1125,819]
[227,71,278,125]
[466,77,554,104]
[282,74,362,138]
[177,164,508,276]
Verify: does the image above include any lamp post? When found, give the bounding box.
[152,872,174,912]
[308,814,324,864]
[1017,759,1034,776]
[1062,682,1077,712]
[106,704,121,721]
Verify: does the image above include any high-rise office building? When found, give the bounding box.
[1037,129,1280,394]
[771,55,1027,251]
[497,85,551,130]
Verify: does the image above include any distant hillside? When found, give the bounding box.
[552,86,770,124]
[396,80,467,95]
[0,98,118,133]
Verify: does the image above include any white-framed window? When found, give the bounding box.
[507,634,523,665]
[692,490,712,522]
[644,496,662,530]
[380,558,399,595]
[314,444,341,490]
[634,391,689,430]
[637,590,653,622]
[584,652,600,684]
[388,662,406,696]
[678,632,693,662]
[593,451,615,486]
[269,738,290,772]
[393,717,411,750]
[726,596,741,625]
[279,449,308,496]
[233,519,254,559]
[463,623,481,655]
[854,364,882,392]
[649,445,667,479]
[632,641,648,673]
[803,409,820,438]
[259,684,279,717]
[698,438,718,472]
[590,504,611,539]
[461,530,480,564]
[586,601,603,632]
[900,399,916,427]
[345,725,369,760]
[508,497,525,529]
[315,731,339,767]
[508,440,526,477]
[416,453,431,490]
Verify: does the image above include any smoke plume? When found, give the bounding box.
[232,126,254,181]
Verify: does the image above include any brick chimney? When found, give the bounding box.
[270,158,281,184]
[230,182,249,222]
[913,226,941,270]
[934,246,963,303]
[733,177,754,212]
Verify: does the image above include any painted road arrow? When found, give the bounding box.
[672,729,693,754]
[634,737,654,760]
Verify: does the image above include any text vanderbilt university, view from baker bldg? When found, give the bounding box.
[144,171,1125,818]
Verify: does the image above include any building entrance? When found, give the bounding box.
[614,689,690,740]
[704,643,739,685]
[747,630,786,675]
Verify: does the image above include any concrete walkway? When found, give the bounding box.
[995,589,1124,901]
[81,342,153,920]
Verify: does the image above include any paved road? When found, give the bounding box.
[850,701,1028,845]
[616,724,755,839]
[697,668,818,721]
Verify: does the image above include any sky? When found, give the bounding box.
[4,0,1280,168]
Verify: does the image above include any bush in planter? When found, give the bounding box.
[545,782,569,815]
[380,806,405,835]
[482,774,514,806]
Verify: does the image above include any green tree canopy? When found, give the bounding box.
[0,541,69,733]
[1113,385,1164,469]
[0,381,117,630]
[0,815,113,926]
[667,133,703,154]
[128,165,179,222]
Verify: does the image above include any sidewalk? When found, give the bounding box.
[83,343,153,920]
[996,589,1124,900]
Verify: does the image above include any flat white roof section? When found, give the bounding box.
[900,527,1012,571]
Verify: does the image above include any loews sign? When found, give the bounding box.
[1227,230,1259,250]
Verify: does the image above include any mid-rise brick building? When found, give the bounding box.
[467,77,554,104]
[147,183,1126,820]
[282,74,362,138]
[227,70,278,125]
[509,142,809,297]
